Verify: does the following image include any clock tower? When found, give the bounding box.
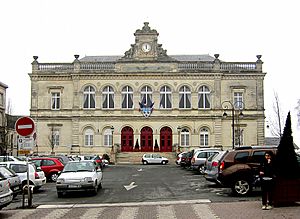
[121,22,174,61]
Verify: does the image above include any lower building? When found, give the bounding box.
[29,22,266,160]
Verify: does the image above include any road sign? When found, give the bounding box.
[18,136,34,150]
[15,117,35,136]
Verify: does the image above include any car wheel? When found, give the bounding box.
[161,161,166,165]
[50,173,59,182]
[92,181,98,195]
[232,178,252,196]
[98,182,102,189]
[143,160,148,165]
[57,191,64,198]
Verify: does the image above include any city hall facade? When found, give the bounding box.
[29,22,266,157]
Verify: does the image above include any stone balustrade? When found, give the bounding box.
[31,55,263,73]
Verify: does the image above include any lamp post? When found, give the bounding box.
[177,126,181,152]
[110,126,114,152]
[222,101,244,149]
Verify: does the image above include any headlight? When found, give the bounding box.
[84,177,93,182]
[56,178,65,184]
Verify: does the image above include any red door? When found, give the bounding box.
[141,126,153,152]
[160,127,172,152]
[121,127,134,152]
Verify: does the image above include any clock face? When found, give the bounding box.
[142,43,151,52]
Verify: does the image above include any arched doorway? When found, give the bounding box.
[160,127,172,152]
[121,126,133,152]
[140,126,153,152]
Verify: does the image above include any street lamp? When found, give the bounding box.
[110,126,114,151]
[222,100,244,149]
[177,126,181,152]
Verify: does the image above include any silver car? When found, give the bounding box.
[0,166,21,198]
[190,148,221,173]
[142,154,169,165]
[204,151,227,184]
[0,173,13,210]
[56,160,103,197]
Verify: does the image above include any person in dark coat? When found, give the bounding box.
[259,151,276,210]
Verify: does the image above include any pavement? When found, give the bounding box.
[1,199,300,219]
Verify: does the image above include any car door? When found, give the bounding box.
[41,159,57,177]
[152,154,162,164]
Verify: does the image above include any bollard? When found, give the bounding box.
[22,185,34,208]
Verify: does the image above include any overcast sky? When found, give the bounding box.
[1,0,300,144]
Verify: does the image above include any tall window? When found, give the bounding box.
[180,128,190,146]
[103,128,113,146]
[198,86,210,109]
[121,86,133,109]
[83,86,95,109]
[160,86,172,109]
[179,86,191,109]
[141,86,153,107]
[234,92,243,109]
[102,86,114,109]
[51,130,60,146]
[0,93,3,106]
[200,128,209,146]
[51,92,60,110]
[234,128,244,147]
[84,128,94,146]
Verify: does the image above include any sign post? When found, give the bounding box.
[15,117,35,208]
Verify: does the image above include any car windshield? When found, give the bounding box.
[0,167,14,177]
[63,162,95,172]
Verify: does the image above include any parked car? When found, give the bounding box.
[71,155,94,161]
[204,151,227,183]
[179,151,192,167]
[142,154,169,165]
[217,146,277,196]
[0,161,46,191]
[56,160,103,197]
[190,148,222,173]
[0,156,23,162]
[176,152,187,165]
[0,166,22,198]
[31,157,64,182]
[0,174,13,210]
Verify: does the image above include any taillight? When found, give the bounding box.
[212,161,218,167]
[219,161,225,171]
[35,172,40,179]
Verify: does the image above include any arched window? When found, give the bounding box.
[102,86,114,109]
[160,86,172,109]
[181,128,190,146]
[84,128,94,146]
[121,86,133,109]
[103,128,113,146]
[179,86,191,109]
[200,128,209,146]
[140,86,153,107]
[198,86,211,109]
[83,86,95,109]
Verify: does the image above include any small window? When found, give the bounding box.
[197,152,207,158]
[234,152,249,163]
[252,151,267,163]
[10,164,27,173]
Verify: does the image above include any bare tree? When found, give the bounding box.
[5,98,13,115]
[268,91,285,137]
[48,126,56,154]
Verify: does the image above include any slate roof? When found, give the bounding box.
[79,54,215,62]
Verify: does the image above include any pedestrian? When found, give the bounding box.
[259,151,276,210]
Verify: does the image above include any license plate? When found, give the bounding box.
[0,196,11,203]
[69,185,81,188]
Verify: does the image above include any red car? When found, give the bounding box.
[31,157,64,182]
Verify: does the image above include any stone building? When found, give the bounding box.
[0,81,8,155]
[29,22,266,158]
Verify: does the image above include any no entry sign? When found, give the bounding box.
[15,117,35,136]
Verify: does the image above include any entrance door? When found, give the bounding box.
[160,127,172,152]
[141,126,153,152]
[121,126,133,152]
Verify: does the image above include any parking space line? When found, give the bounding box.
[192,204,218,219]
[80,208,104,219]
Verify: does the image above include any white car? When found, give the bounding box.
[56,160,103,197]
[0,156,23,162]
[0,161,46,191]
[142,154,169,165]
[0,174,13,210]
